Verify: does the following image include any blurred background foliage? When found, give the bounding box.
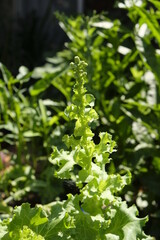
[0,0,160,239]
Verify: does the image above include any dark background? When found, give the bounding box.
[0,0,118,75]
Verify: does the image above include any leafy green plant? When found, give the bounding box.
[30,6,160,237]
[1,1,160,238]
[0,57,152,239]
[0,63,66,209]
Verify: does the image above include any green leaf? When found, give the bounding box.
[94,132,116,166]
[135,6,160,45]
[2,203,48,239]
[30,64,68,96]
[106,202,151,240]
[23,131,41,138]
[149,0,160,8]
[0,220,8,239]
[0,63,12,84]
[50,147,75,179]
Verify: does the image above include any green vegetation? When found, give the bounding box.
[0,0,160,239]
[0,57,151,239]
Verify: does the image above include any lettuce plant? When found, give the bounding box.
[49,56,151,239]
[0,57,152,239]
[30,8,160,238]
